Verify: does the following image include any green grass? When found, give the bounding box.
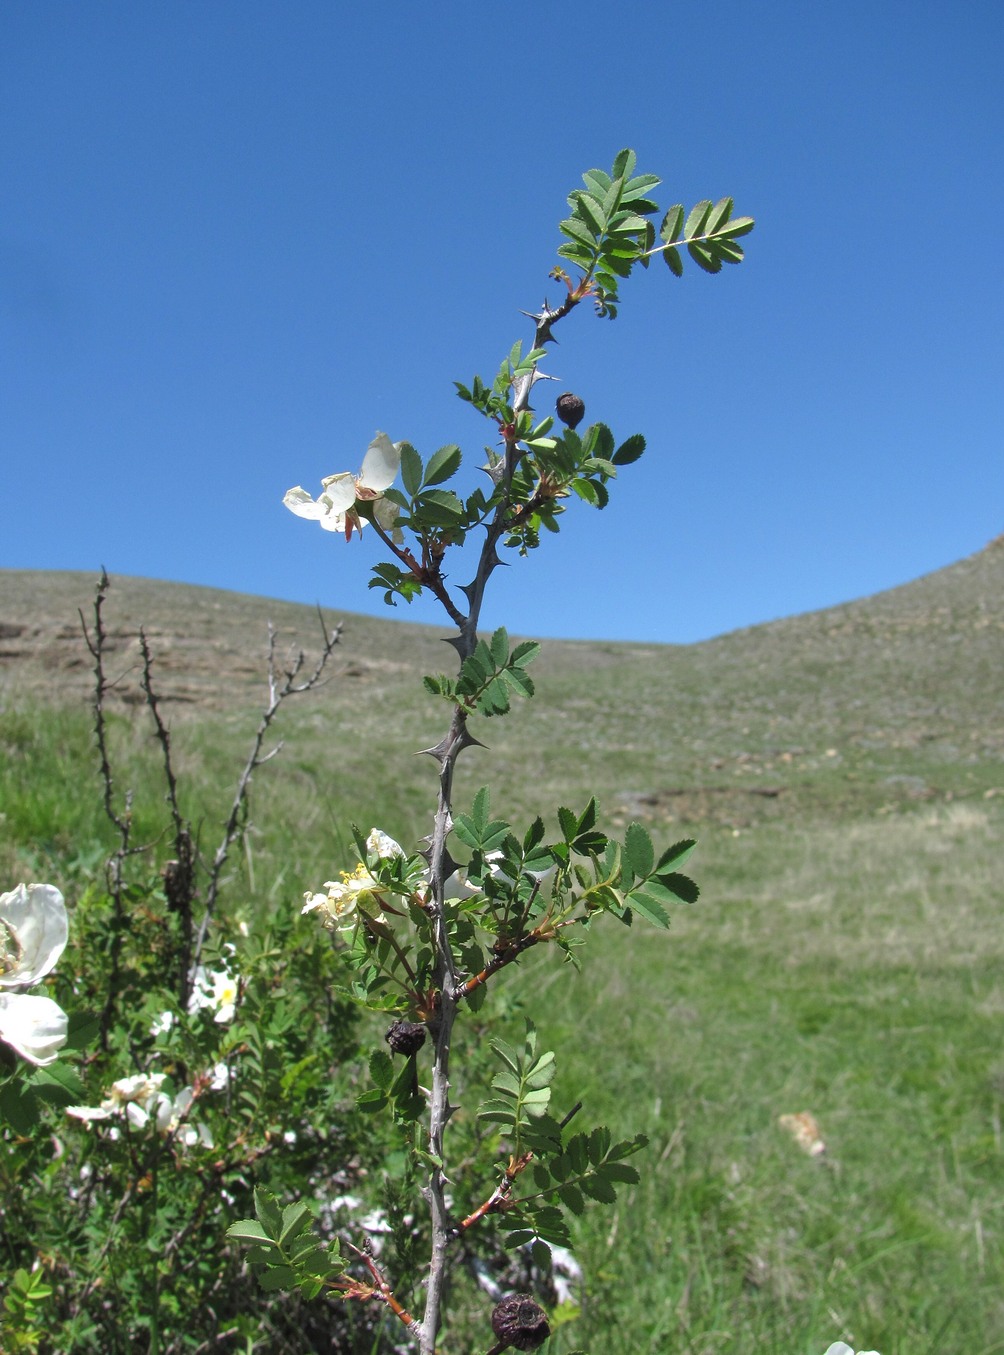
[2,549,1003,1352]
[525,806,1004,1353]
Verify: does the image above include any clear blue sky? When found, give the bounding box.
[3,1,1001,643]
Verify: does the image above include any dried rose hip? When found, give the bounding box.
[490,1294,550,1351]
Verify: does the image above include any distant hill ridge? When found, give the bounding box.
[2,540,1001,828]
[2,538,1002,714]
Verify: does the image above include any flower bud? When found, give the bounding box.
[385,1020,427,1056]
[490,1294,550,1351]
[555,392,585,430]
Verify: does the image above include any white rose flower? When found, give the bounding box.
[0,883,69,1066]
[283,432,403,541]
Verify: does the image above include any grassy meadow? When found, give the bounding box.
[1,545,1003,1354]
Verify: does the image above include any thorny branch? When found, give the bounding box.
[81,573,342,1009]
[139,629,197,998]
[81,570,157,1047]
[418,294,581,1355]
[191,607,342,981]
[336,1244,422,1339]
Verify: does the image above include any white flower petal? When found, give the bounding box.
[66,1103,114,1123]
[318,472,358,513]
[283,486,327,519]
[0,883,69,987]
[126,1102,150,1129]
[317,508,352,533]
[0,992,68,1065]
[366,829,404,860]
[358,433,400,493]
[372,496,402,539]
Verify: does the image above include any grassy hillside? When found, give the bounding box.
[1,543,1003,1353]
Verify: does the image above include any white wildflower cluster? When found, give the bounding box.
[301,828,406,932]
[188,959,240,1024]
[0,883,69,1066]
[824,1344,882,1355]
[67,1072,214,1148]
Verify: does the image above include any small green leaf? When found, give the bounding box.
[227,1219,272,1245]
[259,1267,296,1292]
[490,1038,521,1077]
[254,1187,284,1241]
[656,838,697,870]
[523,1087,553,1116]
[602,1161,641,1184]
[489,626,509,667]
[478,1098,519,1125]
[279,1202,314,1248]
[399,443,423,497]
[705,196,734,234]
[581,1175,616,1204]
[423,444,462,487]
[510,640,541,667]
[660,205,684,243]
[663,245,684,277]
[613,434,645,466]
[560,217,599,252]
[658,872,700,904]
[492,1070,522,1098]
[624,823,654,878]
[558,1183,585,1215]
[719,215,755,239]
[572,191,605,236]
[582,168,612,197]
[688,241,721,274]
[612,148,637,181]
[369,1049,394,1090]
[525,1051,556,1089]
[624,889,670,928]
[684,200,713,238]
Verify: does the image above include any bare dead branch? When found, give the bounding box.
[190,613,343,977]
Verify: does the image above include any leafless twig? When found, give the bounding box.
[189,608,342,980]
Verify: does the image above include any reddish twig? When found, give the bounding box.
[336,1244,422,1338]
[453,1151,534,1237]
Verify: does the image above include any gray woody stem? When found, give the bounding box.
[419,299,575,1354]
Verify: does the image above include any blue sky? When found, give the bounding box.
[3,1,1002,643]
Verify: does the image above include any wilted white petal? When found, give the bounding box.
[125,1101,151,1129]
[209,1061,231,1091]
[154,1091,175,1132]
[366,829,404,860]
[0,992,68,1065]
[372,495,403,540]
[283,486,327,519]
[317,508,352,534]
[0,883,69,987]
[111,1072,166,1104]
[318,472,358,513]
[66,1103,114,1123]
[358,432,400,493]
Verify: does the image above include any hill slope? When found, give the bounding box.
[2,537,1001,829]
